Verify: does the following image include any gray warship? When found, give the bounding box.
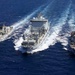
[69,31,75,54]
[21,14,50,53]
[0,24,13,41]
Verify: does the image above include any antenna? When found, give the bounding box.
[37,12,43,18]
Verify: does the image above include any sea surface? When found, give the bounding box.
[0,0,75,75]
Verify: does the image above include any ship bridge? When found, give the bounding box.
[30,15,48,28]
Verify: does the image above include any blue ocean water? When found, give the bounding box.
[0,0,75,75]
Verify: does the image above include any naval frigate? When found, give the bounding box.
[0,24,13,41]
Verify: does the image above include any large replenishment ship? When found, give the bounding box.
[21,14,50,53]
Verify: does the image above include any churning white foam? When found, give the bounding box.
[14,37,23,51]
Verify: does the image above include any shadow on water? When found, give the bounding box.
[68,50,75,58]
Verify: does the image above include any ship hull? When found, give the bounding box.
[68,37,75,55]
[68,44,75,55]
[22,47,31,53]
[22,43,34,53]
